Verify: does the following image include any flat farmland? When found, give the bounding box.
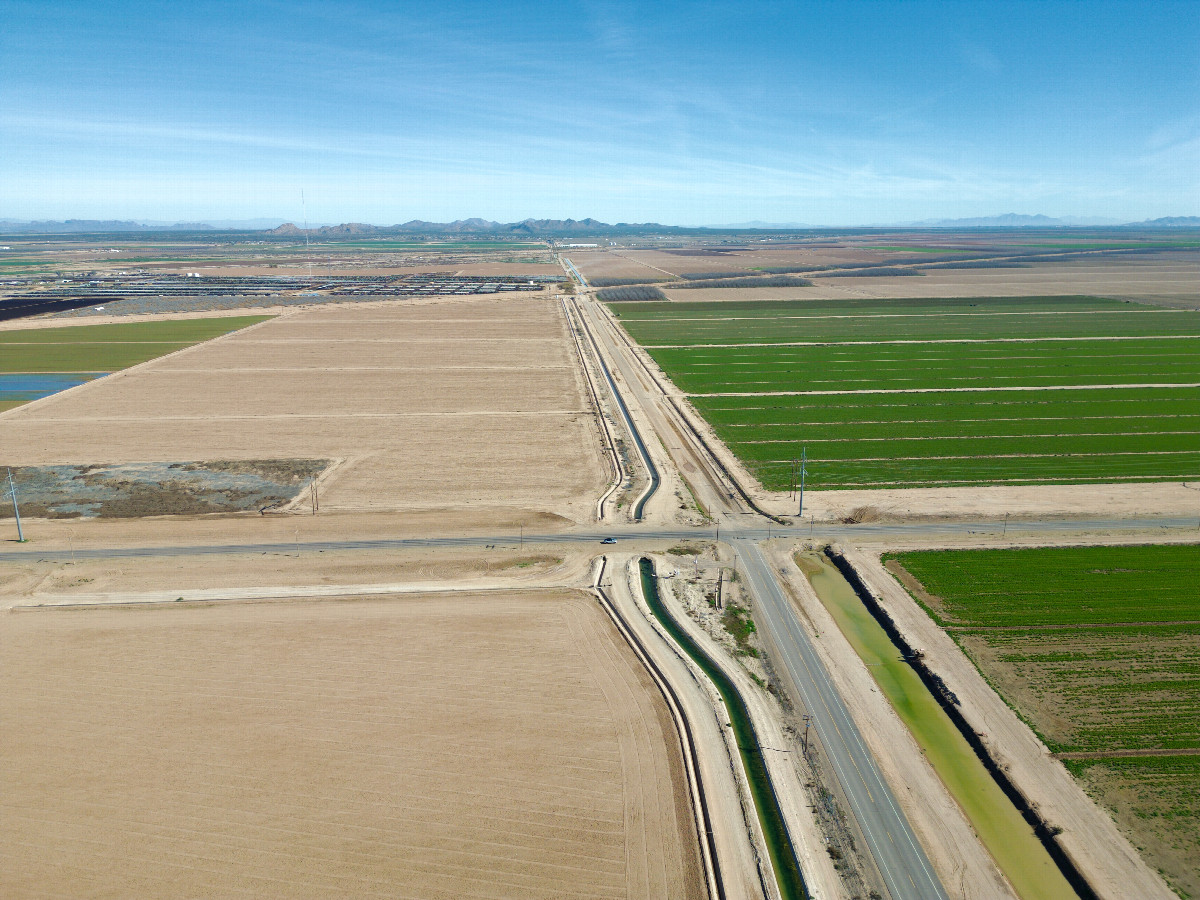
[885,545,1200,898]
[608,297,1200,488]
[652,251,1200,305]
[0,316,270,407]
[0,592,702,898]
[0,298,607,525]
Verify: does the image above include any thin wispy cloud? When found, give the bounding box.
[2,0,1196,223]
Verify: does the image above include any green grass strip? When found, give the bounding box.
[0,315,271,344]
[0,316,271,373]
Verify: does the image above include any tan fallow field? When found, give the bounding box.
[0,296,610,532]
[656,252,1200,305]
[0,590,704,899]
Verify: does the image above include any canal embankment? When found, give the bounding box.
[818,547,1094,900]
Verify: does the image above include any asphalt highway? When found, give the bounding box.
[733,536,949,900]
[2,516,1193,563]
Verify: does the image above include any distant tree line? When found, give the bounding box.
[594,286,668,301]
[674,275,814,289]
[815,267,922,277]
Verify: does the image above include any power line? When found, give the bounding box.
[6,469,25,542]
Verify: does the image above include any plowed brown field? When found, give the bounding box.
[1,591,703,898]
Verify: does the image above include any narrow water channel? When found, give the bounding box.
[638,558,809,900]
[797,552,1078,900]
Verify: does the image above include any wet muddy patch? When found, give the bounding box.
[1,460,331,518]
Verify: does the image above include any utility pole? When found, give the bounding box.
[1003,512,1009,537]
[519,523,524,549]
[716,568,724,610]
[798,445,808,518]
[6,469,25,542]
[802,714,813,753]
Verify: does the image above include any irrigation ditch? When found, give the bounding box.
[638,557,809,900]
[570,298,660,519]
[822,548,1099,900]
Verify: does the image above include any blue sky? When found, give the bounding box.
[2,0,1198,225]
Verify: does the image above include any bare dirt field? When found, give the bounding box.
[0,590,703,898]
[658,252,1200,305]
[0,296,608,529]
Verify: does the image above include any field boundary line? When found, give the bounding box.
[695,382,1200,397]
[645,335,1200,348]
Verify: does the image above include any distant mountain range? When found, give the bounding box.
[0,218,218,233]
[267,218,674,236]
[1,214,1197,235]
[908,213,1200,228]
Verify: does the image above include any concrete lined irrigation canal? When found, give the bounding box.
[797,552,1079,900]
[638,558,808,900]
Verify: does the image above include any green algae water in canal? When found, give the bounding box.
[797,552,1078,900]
[638,558,808,900]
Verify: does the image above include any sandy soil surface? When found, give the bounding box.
[842,549,1176,900]
[1,589,704,899]
[0,296,608,529]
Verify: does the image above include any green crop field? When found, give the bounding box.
[0,316,271,408]
[888,544,1200,896]
[1064,754,1200,899]
[606,296,1200,488]
[887,545,1200,628]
